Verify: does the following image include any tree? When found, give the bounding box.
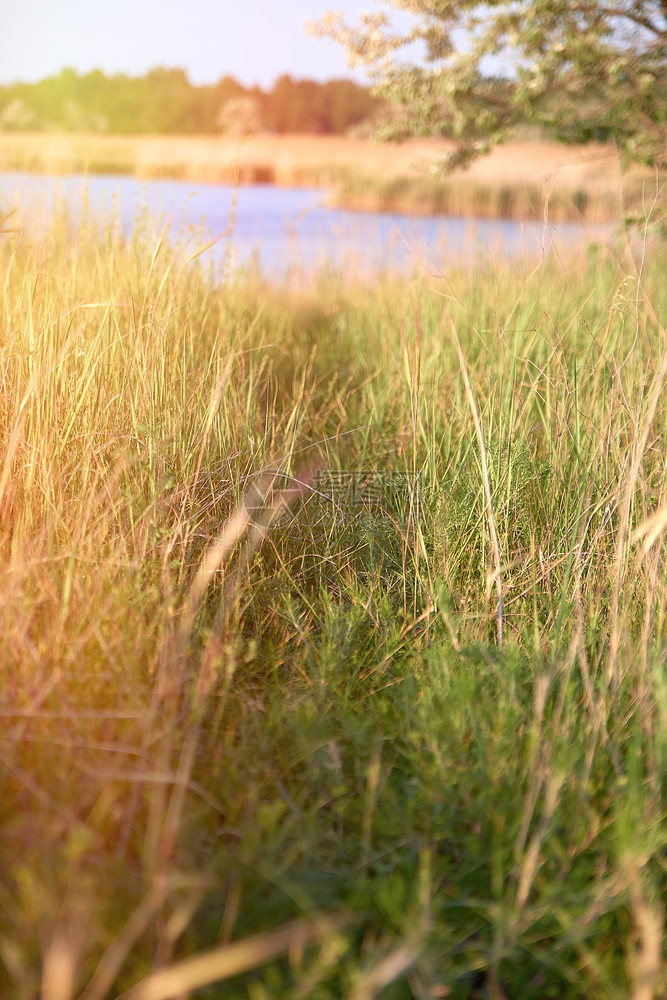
[217,95,265,135]
[0,98,39,131]
[308,2,667,169]
[261,74,379,133]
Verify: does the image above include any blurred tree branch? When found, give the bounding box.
[307,1,667,170]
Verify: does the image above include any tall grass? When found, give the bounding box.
[0,201,665,999]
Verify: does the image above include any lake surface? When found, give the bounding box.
[0,171,610,282]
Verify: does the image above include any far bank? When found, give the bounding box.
[0,132,646,222]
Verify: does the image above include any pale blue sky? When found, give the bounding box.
[1,0,389,87]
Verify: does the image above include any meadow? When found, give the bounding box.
[0,131,646,222]
[0,197,665,1000]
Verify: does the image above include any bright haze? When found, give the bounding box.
[1,0,373,87]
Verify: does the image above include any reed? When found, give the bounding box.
[0,201,665,999]
[0,131,642,221]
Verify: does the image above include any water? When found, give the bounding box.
[0,171,609,282]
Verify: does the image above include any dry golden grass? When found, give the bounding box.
[1,200,666,999]
[0,131,645,220]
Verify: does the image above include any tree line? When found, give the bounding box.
[0,67,380,135]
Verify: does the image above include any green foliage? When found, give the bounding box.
[309,1,667,168]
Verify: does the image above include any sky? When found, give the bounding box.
[0,0,389,88]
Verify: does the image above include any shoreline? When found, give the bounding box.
[0,132,639,222]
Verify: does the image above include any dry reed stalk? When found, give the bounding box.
[114,912,356,1000]
[630,501,667,555]
[624,856,665,1000]
[138,467,314,966]
[607,342,667,701]
[401,310,422,618]
[348,943,420,1000]
[177,468,313,645]
[450,319,504,647]
[76,880,171,1000]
